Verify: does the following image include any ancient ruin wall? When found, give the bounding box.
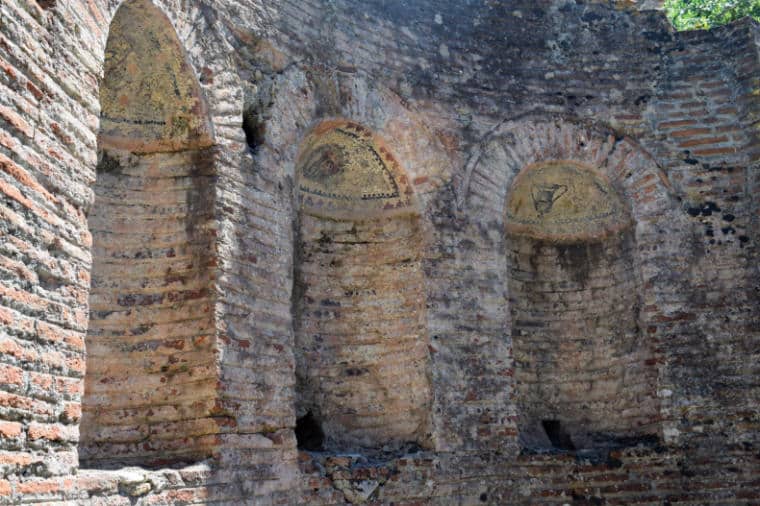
[0,0,759,504]
[292,121,432,453]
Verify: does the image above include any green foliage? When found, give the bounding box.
[665,0,760,30]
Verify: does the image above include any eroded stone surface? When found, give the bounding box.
[0,0,758,504]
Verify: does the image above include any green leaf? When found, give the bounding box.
[666,0,760,30]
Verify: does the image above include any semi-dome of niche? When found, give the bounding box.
[98,0,213,153]
[506,161,631,241]
[296,120,415,219]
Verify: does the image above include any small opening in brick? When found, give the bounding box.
[296,411,325,451]
[242,108,266,152]
[542,420,575,451]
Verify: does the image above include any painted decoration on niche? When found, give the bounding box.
[296,120,415,218]
[506,161,631,241]
[99,0,213,153]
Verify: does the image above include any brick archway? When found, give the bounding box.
[461,118,685,449]
[79,0,220,468]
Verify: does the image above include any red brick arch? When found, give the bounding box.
[80,0,221,467]
[459,118,689,448]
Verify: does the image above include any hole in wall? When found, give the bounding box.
[96,150,123,175]
[542,420,575,451]
[296,411,325,451]
[242,107,266,152]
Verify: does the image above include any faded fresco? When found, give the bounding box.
[296,120,415,218]
[98,0,213,153]
[506,161,631,241]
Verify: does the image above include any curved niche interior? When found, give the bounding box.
[80,0,219,468]
[292,120,432,453]
[506,161,659,451]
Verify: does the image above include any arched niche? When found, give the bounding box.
[505,161,654,450]
[292,120,432,453]
[460,119,669,452]
[80,0,220,468]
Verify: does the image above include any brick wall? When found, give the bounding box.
[508,232,658,450]
[0,0,104,488]
[643,20,760,451]
[0,0,758,504]
[294,213,432,452]
[300,447,760,504]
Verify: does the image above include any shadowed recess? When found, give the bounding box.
[507,162,658,451]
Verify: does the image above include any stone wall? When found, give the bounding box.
[79,0,221,466]
[81,148,219,468]
[0,0,758,504]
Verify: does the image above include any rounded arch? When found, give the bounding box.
[505,159,632,243]
[94,0,240,151]
[80,0,222,468]
[294,119,420,220]
[247,67,457,222]
[291,119,434,453]
[460,118,677,222]
[98,0,214,152]
[461,118,684,450]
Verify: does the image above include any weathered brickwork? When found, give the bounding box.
[292,121,432,453]
[508,232,659,450]
[81,149,220,468]
[294,211,432,453]
[0,0,759,504]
